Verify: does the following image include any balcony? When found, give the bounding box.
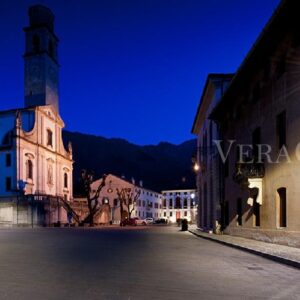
[233,162,265,186]
[233,161,265,205]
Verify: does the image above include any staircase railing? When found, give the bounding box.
[58,197,81,224]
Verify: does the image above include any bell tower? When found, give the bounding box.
[23,5,59,112]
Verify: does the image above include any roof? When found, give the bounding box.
[191,73,234,134]
[211,0,296,120]
[94,173,162,195]
[161,189,196,193]
[0,105,65,128]
[0,107,31,116]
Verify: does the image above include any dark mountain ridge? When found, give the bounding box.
[62,131,197,192]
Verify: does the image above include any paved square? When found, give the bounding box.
[0,226,300,300]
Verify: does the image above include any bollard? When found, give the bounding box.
[181,219,188,231]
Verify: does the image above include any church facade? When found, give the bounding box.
[0,5,73,226]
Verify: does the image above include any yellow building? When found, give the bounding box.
[211,0,300,246]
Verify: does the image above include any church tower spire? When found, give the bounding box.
[23,5,59,112]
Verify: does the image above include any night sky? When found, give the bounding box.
[0,0,280,145]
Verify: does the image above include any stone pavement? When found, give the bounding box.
[189,226,300,269]
[2,226,300,299]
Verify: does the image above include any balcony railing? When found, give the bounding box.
[233,161,265,188]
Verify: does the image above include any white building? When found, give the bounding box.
[0,5,73,226]
[161,189,197,223]
[135,187,163,220]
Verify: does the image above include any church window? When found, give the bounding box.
[33,34,40,53]
[2,131,11,145]
[6,154,11,167]
[64,173,68,188]
[47,129,53,147]
[6,177,12,191]
[47,164,53,185]
[169,199,173,208]
[26,159,33,180]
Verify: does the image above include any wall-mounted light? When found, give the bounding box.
[193,163,200,172]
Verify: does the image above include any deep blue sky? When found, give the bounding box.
[0,0,280,145]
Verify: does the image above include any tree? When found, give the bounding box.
[80,170,107,226]
[116,187,141,220]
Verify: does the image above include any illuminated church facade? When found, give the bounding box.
[0,5,73,226]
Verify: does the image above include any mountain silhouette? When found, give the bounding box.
[62,131,197,193]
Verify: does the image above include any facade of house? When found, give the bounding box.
[76,174,164,225]
[161,189,197,223]
[210,0,300,246]
[74,176,198,225]
[0,5,73,226]
[191,74,233,232]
